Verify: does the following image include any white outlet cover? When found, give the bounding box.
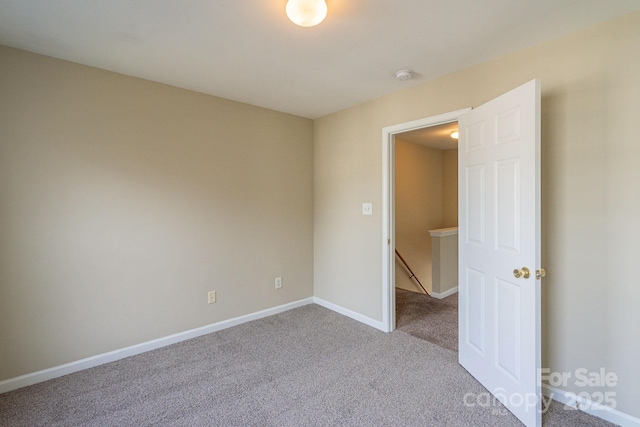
[362,203,373,215]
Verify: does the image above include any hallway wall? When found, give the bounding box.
[394,140,457,294]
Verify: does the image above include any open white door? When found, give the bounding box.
[458,80,542,427]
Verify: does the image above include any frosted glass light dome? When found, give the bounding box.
[286,0,328,27]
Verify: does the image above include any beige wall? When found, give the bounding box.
[394,139,442,293]
[0,46,314,381]
[441,149,458,226]
[314,12,640,418]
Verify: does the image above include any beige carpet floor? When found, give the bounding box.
[395,288,458,352]
[1,303,615,426]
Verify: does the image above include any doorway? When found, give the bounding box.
[393,122,460,351]
[381,108,470,333]
[394,122,459,295]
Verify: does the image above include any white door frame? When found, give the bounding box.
[381,108,471,332]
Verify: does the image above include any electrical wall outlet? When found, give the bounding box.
[208,291,216,304]
[275,277,282,289]
[362,202,373,215]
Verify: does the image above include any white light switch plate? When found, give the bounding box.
[362,203,373,215]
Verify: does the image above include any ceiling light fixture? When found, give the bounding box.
[286,0,328,27]
[395,69,413,81]
[450,131,459,139]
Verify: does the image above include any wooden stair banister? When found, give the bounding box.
[395,249,429,295]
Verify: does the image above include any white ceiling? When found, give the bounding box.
[397,122,459,151]
[1,1,638,119]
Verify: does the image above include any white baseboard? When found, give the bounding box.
[543,384,640,427]
[431,286,458,299]
[313,297,386,332]
[0,297,315,395]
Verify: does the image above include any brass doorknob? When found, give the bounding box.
[536,268,546,279]
[513,267,530,279]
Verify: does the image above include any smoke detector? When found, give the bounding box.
[395,69,413,81]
